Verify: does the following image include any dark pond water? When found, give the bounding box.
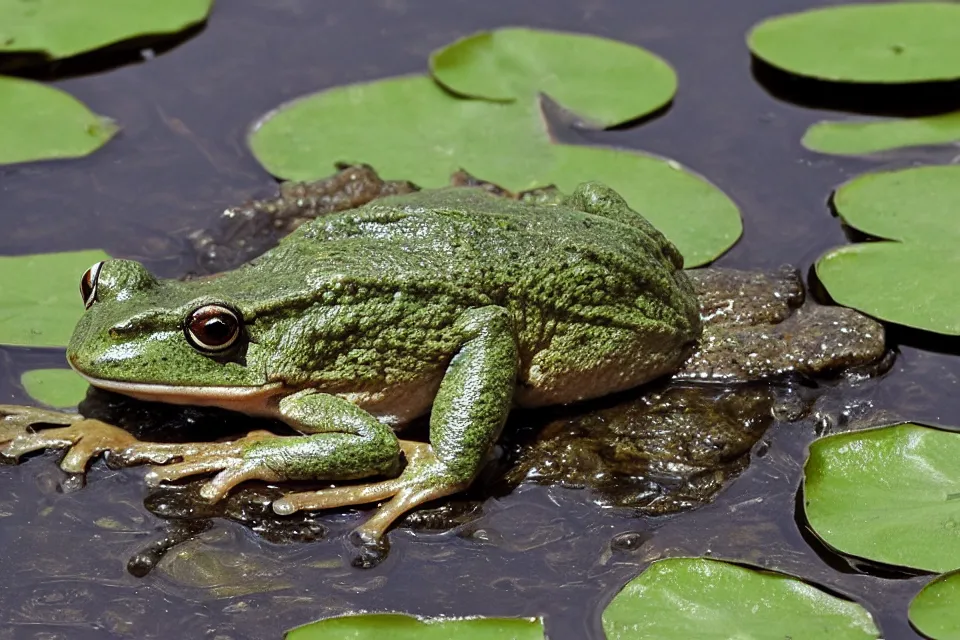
[2,1,960,638]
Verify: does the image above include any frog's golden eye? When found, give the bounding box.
[80,261,104,309]
[184,304,242,353]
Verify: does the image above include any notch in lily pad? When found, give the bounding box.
[815,164,960,335]
[285,613,544,640]
[430,27,677,128]
[804,422,960,573]
[602,557,879,639]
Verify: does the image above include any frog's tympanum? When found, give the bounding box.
[3,182,705,544]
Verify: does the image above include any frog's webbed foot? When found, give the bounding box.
[272,440,467,545]
[0,405,140,473]
[118,430,285,499]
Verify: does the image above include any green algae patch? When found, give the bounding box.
[748,3,960,83]
[804,423,960,573]
[0,77,117,165]
[602,557,879,639]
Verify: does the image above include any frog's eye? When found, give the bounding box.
[184,304,242,353]
[80,261,104,309]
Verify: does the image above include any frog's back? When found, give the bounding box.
[262,185,700,407]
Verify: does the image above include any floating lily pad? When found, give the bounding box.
[21,369,88,408]
[430,27,676,128]
[545,145,741,267]
[248,77,741,266]
[0,77,117,165]
[816,165,960,334]
[286,614,544,640]
[748,3,960,83]
[0,249,110,347]
[0,0,214,60]
[910,571,960,640]
[602,557,879,640]
[804,423,960,573]
[803,111,960,156]
[817,243,960,335]
[248,74,554,190]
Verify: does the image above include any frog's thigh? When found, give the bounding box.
[516,323,685,407]
[257,391,402,480]
[428,305,519,480]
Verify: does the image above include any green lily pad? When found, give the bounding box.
[602,557,879,640]
[815,165,960,334]
[248,76,741,266]
[430,27,676,128]
[21,369,88,408]
[0,249,110,347]
[910,571,960,640]
[803,111,960,156]
[831,165,960,244]
[248,74,554,190]
[285,614,544,640]
[747,3,960,83]
[817,243,960,335]
[0,0,214,60]
[804,423,960,573]
[0,77,117,165]
[544,145,741,267]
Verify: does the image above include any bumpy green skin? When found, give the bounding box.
[67,183,700,489]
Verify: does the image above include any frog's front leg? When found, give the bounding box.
[273,306,520,544]
[135,391,403,500]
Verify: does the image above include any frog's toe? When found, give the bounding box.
[272,441,468,542]
[0,404,81,445]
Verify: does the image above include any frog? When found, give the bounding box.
[1,181,703,546]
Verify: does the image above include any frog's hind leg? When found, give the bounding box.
[273,306,519,544]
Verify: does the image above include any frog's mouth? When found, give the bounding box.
[71,370,285,418]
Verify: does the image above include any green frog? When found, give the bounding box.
[1,182,701,544]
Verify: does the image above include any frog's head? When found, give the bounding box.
[67,260,272,406]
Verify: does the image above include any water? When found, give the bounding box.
[2,1,958,638]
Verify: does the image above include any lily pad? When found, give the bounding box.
[816,165,960,334]
[0,0,214,60]
[602,557,879,640]
[0,249,110,347]
[21,369,88,409]
[803,111,960,156]
[248,77,741,266]
[430,28,676,127]
[817,243,960,335]
[285,614,544,640]
[804,423,960,573]
[0,77,117,165]
[544,145,741,267]
[248,74,554,190]
[910,571,960,640]
[747,3,960,83]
